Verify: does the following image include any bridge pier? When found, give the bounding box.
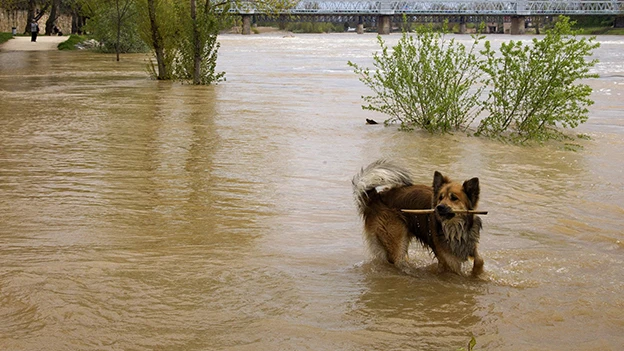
[615,16,624,28]
[242,14,252,35]
[510,16,525,35]
[357,16,364,34]
[459,16,467,34]
[377,15,392,35]
[357,23,364,34]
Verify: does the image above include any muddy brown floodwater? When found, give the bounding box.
[1,33,623,350]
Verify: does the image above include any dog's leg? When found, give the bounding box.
[471,249,484,276]
[378,220,410,267]
[436,250,464,275]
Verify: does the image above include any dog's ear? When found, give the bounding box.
[432,171,448,195]
[462,177,480,208]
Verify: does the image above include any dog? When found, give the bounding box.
[352,159,484,276]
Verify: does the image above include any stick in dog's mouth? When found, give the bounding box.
[401,209,488,215]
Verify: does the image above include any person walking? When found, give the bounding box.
[30,20,39,42]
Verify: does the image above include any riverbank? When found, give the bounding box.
[579,27,624,35]
[0,34,67,52]
[0,32,12,44]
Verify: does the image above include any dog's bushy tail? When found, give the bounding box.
[352,159,413,214]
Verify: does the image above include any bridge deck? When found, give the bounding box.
[231,0,624,16]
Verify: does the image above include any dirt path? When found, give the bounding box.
[0,35,67,52]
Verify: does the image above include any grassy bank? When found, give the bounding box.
[58,34,87,50]
[0,32,13,45]
[578,27,624,35]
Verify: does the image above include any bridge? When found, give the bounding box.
[230,0,624,34]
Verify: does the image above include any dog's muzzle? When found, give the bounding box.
[435,204,455,218]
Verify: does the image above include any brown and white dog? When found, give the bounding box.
[352,159,484,276]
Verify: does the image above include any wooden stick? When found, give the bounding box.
[401,209,488,215]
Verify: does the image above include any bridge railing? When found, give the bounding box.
[229,0,624,15]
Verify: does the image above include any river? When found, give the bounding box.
[1,32,623,350]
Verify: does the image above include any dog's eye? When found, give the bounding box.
[450,194,458,201]
[439,194,444,201]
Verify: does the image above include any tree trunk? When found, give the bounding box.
[71,7,86,35]
[34,3,50,22]
[71,12,79,34]
[116,26,121,61]
[115,0,121,62]
[191,0,201,84]
[24,1,51,33]
[534,17,541,35]
[45,0,61,35]
[147,0,168,79]
[24,1,49,34]
[24,0,35,34]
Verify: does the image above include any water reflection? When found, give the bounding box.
[352,263,484,349]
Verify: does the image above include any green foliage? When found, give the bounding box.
[83,0,148,54]
[138,0,177,80]
[139,0,230,84]
[139,0,293,84]
[170,1,228,85]
[569,15,614,28]
[0,32,13,45]
[579,27,624,35]
[457,336,477,351]
[348,22,485,133]
[349,16,600,144]
[57,34,87,50]
[468,336,477,350]
[477,16,600,143]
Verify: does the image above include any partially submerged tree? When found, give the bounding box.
[141,0,294,85]
[140,0,174,80]
[348,22,486,133]
[172,0,228,84]
[477,16,600,143]
[349,16,600,145]
[82,0,146,61]
[110,0,140,61]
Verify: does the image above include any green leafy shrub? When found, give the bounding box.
[348,23,485,133]
[477,16,600,142]
[58,35,88,50]
[349,16,600,144]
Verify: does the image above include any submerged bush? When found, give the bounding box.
[348,23,485,133]
[477,16,600,142]
[349,16,600,144]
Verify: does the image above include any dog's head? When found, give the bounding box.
[432,171,480,220]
